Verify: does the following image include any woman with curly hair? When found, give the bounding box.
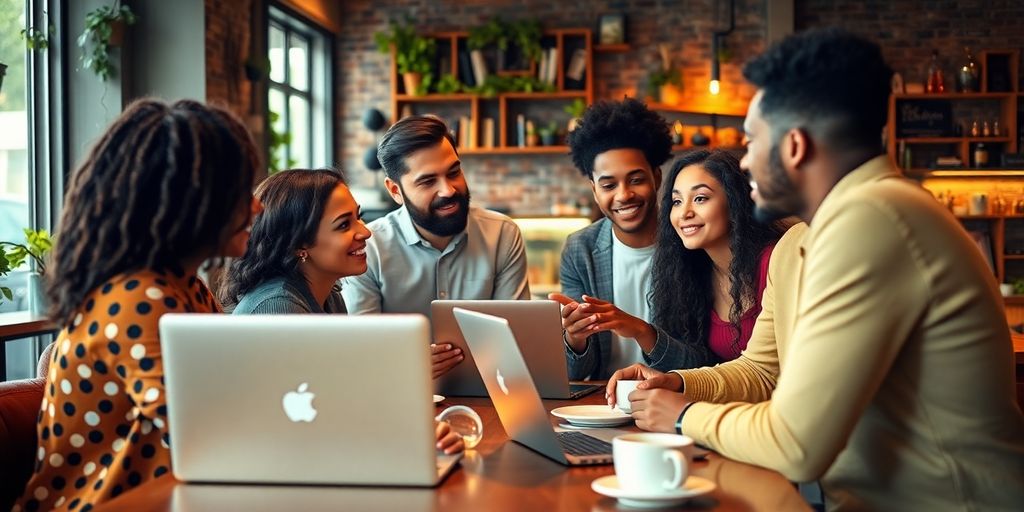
[570,149,785,371]
[19,98,261,512]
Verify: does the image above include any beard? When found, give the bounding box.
[753,145,803,224]
[403,188,472,237]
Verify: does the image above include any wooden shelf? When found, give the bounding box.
[917,169,1024,178]
[499,91,587,100]
[648,102,748,117]
[395,94,475,102]
[894,92,1014,100]
[1004,255,1024,260]
[898,136,1012,144]
[460,145,570,155]
[594,43,630,53]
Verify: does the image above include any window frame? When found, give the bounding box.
[267,3,334,170]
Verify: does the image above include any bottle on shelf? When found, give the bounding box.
[971,120,980,137]
[956,47,979,93]
[926,50,945,93]
[974,143,989,168]
[993,120,1001,137]
[983,120,991,137]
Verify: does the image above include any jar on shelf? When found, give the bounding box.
[974,143,989,168]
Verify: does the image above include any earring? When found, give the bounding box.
[299,251,308,263]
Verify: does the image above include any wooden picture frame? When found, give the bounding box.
[598,14,625,45]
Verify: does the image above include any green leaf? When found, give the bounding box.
[1,287,13,302]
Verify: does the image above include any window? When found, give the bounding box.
[1,0,34,314]
[268,5,333,171]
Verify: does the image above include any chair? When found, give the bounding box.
[0,342,54,511]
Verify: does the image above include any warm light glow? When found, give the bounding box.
[673,120,683,135]
[709,80,721,95]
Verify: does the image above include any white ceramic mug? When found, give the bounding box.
[613,433,693,494]
[615,380,641,413]
[1000,283,1014,297]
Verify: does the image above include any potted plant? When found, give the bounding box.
[647,43,682,104]
[537,121,558,146]
[21,24,53,50]
[525,121,539,147]
[1,228,53,313]
[375,19,436,96]
[563,98,587,132]
[468,18,543,72]
[78,3,137,81]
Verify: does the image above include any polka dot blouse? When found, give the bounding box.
[16,268,219,512]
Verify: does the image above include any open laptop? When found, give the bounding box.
[160,314,461,486]
[431,300,602,399]
[453,307,619,466]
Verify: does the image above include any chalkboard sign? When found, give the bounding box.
[896,99,954,137]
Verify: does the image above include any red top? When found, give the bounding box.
[707,245,775,361]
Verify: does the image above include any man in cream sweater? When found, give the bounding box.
[609,28,1024,510]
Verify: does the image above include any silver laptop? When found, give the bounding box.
[431,300,602,399]
[160,314,461,486]
[453,307,618,466]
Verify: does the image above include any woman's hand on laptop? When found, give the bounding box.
[606,364,684,408]
[431,343,464,379]
[435,420,466,454]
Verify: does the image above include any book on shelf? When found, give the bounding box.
[470,50,488,88]
[458,50,476,87]
[565,48,586,88]
[517,114,526,148]
[483,118,495,148]
[545,47,559,85]
[537,51,548,83]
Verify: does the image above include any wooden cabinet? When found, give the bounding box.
[387,29,594,155]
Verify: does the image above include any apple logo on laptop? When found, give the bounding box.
[496,369,510,395]
[282,382,317,422]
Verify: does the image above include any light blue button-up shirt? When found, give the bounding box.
[340,204,530,317]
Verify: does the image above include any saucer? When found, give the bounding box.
[591,474,715,508]
[433,394,445,404]
[550,405,632,427]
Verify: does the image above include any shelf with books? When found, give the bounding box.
[387,27,594,155]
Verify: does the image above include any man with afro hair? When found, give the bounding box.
[550,98,691,380]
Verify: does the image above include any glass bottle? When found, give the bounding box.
[974,143,989,168]
[993,120,1001,137]
[957,47,979,92]
[983,121,991,137]
[927,50,945,93]
[971,120,980,137]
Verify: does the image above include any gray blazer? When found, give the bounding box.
[559,218,718,380]
[232,275,346,315]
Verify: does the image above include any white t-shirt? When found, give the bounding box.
[607,233,655,373]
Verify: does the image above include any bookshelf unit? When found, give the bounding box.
[387,29,594,155]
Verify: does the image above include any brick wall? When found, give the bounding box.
[205,0,264,156]
[335,0,766,214]
[795,0,1024,93]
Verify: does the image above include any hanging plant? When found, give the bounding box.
[78,4,137,81]
[20,25,53,50]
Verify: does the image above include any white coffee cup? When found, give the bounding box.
[615,380,641,413]
[613,433,693,494]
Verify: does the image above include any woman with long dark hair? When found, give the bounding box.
[220,169,463,455]
[648,149,784,362]
[572,149,784,370]
[221,169,370,314]
[20,98,261,511]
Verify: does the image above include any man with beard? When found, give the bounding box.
[608,28,1024,509]
[341,115,530,379]
[550,98,678,380]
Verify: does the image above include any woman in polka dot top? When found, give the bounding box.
[16,99,261,512]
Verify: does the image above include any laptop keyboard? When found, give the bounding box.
[556,431,612,456]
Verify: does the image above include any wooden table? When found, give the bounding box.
[0,311,57,380]
[97,394,809,511]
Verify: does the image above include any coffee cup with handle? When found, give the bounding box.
[613,433,693,494]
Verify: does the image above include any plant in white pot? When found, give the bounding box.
[1,229,53,314]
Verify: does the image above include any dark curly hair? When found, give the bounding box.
[649,150,784,356]
[47,98,259,326]
[567,98,673,180]
[742,27,892,152]
[220,168,347,307]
